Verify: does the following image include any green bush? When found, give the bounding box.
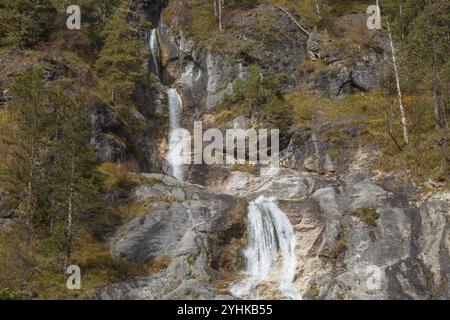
[0,287,22,300]
[0,0,57,48]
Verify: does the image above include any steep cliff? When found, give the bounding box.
[94,0,449,300]
[0,0,448,300]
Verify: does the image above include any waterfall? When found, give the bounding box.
[231,196,299,299]
[150,28,160,80]
[167,88,184,181]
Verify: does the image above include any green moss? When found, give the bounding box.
[98,162,142,195]
[187,254,197,265]
[231,163,258,174]
[208,234,220,244]
[235,252,246,271]
[118,195,182,222]
[322,128,348,144]
[0,287,22,300]
[350,207,379,227]
[305,283,320,298]
[328,230,348,260]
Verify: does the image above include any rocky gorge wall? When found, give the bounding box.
[92,1,450,300]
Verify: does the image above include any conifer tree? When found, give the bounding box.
[95,6,146,104]
[0,0,57,48]
[48,89,101,266]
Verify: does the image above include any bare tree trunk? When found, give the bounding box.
[128,0,133,12]
[27,142,36,226]
[399,5,405,40]
[387,21,409,145]
[315,1,321,18]
[431,56,443,129]
[275,5,311,36]
[218,0,223,31]
[65,153,75,268]
[388,101,403,152]
[213,0,223,31]
[443,82,449,129]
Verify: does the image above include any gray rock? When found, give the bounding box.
[98,177,247,299]
[305,25,389,99]
[0,192,17,228]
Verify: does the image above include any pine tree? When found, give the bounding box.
[0,70,54,225]
[0,70,104,291]
[95,7,146,104]
[0,0,57,48]
[47,89,102,267]
[0,70,55,290]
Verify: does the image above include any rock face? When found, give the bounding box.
[98,165,449,300]
[96,1,449,300]
[97,174,247,300]
[157,3,310,117]
[220,164,449,300]
[156,5,390,123]
[306,15,390,98]
[282,125,375,174]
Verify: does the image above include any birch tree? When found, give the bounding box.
[213,0,223,31]
[384,0,450,130]
[387,21,409,144]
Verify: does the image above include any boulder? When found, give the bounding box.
[98,174,247,299]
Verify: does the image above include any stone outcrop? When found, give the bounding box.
[219,163,449,299]
[95,1,449,300]
[306,15,390,98]
[97,174,247,300]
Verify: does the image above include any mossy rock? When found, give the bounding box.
[350,207,379,227]
[304,283,320,299]
[328,230,348,260]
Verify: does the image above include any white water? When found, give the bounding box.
[150,29,160,80]
[167,88,184,181]
[231,196,299,299]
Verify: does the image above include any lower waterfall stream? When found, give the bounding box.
[231,196,300,300]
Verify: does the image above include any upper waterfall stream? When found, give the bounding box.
[150,28,160,80]
[231,196,300,300]
[167,88,184,181]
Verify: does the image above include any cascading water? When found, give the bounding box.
[149,28,160,80]
[231,196,300,300]
[167,88,184,181]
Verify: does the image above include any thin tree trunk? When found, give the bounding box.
[388,101,403,152]
[275,5,311,36]
[315,1,321,18]
[443,82,449,129]
[218,0,223,31]
[27,141,36,226]
[65,153,75,268]
[387,21,409,145]
[431,56,443,129]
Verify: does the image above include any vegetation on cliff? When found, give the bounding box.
[0,0,448,299]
